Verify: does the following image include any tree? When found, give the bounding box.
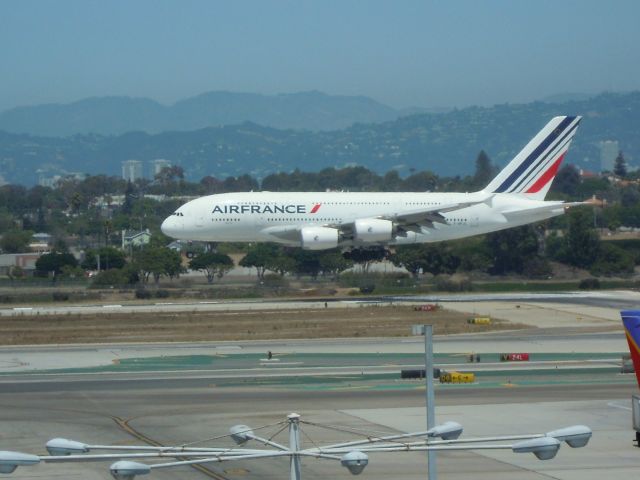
[485,226,539,275]
[548,208,601,269]
[564,208,601,268]
[189,252,234,283]
[266,253,297,277]
[81,247,127,271]
[550,164,580,197]
[137,246,182,284]
[0,230,32,253]
[318,249,353,279]
[291,249,323,279]
[343,247,387,273]
[35,252,78,279]
[613,151,628,178]
[155,165,184,184]
[391,244,459,277]
[472,150,494,189]
[240,244,282,279]
[589,243,634,276]
[403,171,438,192]
[7,265,25,283]
[450,238,492,272]
[390,245,429,277]
[122,181,136,215]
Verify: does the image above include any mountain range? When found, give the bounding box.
[0,91,637,186]
[0,91,431,136]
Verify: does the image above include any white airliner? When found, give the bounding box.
[161,116,582,250]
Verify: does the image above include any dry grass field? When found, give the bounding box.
[0,306,524,345]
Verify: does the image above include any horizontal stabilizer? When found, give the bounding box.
[501,202,584,220]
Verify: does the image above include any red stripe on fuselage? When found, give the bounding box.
[525,153,565,194]
[310,204,321,213]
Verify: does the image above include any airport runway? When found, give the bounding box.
[0,327,629,373]
[1,289,639,317]
[0,291,638,479]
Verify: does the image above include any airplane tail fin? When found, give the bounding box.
[483,116,582,200]
[621,310,640,388]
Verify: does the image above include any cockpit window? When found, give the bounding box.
[172,211,185,217]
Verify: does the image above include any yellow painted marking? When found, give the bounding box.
[330,385,371,391]
[224,468,249,475]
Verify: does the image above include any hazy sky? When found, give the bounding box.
[1,0,639,111]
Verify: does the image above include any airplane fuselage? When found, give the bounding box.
[162,191,566,248]
[161,116,581,250]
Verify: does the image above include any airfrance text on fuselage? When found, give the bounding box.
[212,204,309,214]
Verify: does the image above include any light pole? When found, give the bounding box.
[423,324,437,480]
[0,414,593,479]
[288,413,302,480]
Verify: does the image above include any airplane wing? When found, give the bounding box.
[260,196,491,243]
[337,197,492,236]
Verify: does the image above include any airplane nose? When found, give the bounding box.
[161,216,179,238]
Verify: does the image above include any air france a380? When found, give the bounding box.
[161,116,583,250]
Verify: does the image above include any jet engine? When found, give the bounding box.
[301,226,339,250]
[354,219,393,242]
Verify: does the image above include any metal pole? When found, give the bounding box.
[424,325,437,480]
[288,413,302,480]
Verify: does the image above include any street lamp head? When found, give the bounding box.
[46,438,89,456]
[545,425,592,448]
[110,460,150,480]
[229,425,254,445]
[512,437,561,460]
[426,421,463,440]
[0,451,40,474]
[340,451,368,475]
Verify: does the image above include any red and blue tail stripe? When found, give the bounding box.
[484,116,582,200]
[621,310,640,388]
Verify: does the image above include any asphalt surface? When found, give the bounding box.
[0,291,639,479]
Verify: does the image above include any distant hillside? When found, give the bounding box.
[0,91,399,136]
[0,92,638,186]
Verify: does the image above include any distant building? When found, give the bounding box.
[578,168,598,179]
[38,174,62,188]
[122,229,151,250]
[150,159,171,177]
[37,171,86,188]
[0,253,42,275]
[599,140,619,172]
[122,160,143,182]
[29,232,53,253]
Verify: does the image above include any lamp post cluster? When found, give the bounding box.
[0,413,592,479]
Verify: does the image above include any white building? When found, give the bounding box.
[599,140,619,172]
[150,159,171,177]
[122,160,143,182]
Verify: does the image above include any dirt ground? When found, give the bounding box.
[0,306,524,345]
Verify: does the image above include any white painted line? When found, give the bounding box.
[607,401,632,411]
[13,307,33,311]
[103,305,123,308]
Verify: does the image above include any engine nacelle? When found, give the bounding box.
[301,226,339,250]
[354,219,393,242]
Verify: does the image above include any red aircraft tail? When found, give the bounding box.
[621,310,640,388]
